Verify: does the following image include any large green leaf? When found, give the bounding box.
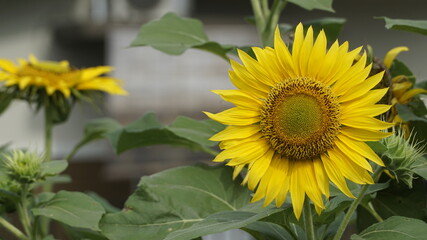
[71,113,224,157]
[288,0,334,12]
[352,216,427,240]
[164,206,283,240]
[130,12,233,59]
[379,17,427,36]
[32,191,105,231]
[109,113,224,155]
[99,164,253,240]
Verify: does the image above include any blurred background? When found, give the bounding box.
[0,0,426,238]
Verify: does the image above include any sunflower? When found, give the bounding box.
[205,23,393,219]
[0,54,127,98]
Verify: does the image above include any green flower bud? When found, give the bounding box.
[2,150,45,184]
[381,130,424,188]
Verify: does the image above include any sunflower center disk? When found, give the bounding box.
[260,78,341,161]
[278,95,322,138]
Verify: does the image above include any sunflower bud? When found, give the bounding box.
[2,150,45,184]
[381,130,424,188]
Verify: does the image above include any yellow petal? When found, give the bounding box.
[80,66,113,80]
[289,161,305,220]
[210,125,260,141]
[247,150,274,190]
[252,47,283,83]
[384,46,409,68]
[341,104,391,118]
[340,127,393,142]
[273,27,296,78]
[296,26,314,76]
[337,134,384,166]
[212,89,262,110]
[313,158,330,198]
[203,108,260,126]
[338,71,384,102]
[328,148,374,185]
[264,157,289,206]
[291,23,305,75]
[0,59,18,73]
[229,68,269,99]
[307,30,327,78]
[399,88,427,103]
[341,88,389,110]
[341,116,394,131]
[214,139,269,163]
[237,49,275,86]
[321,154,355,198]
[232,164,245,179]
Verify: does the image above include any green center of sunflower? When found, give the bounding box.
[260,77,341,161]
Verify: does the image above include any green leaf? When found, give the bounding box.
[357,179,426,231]
[130,12,232,59]
[41,160,68,177]
[288,0,334,12]
[304,17,346,42]
[109,113,224,155]
[378,17,427,36]
[72,113,224,157]
[99,164,252,240]
[352,216,427,240]
[87,192,120,213]
[245,221,296,240]
[32,191,106,231]
[412,156,427,179]
[395,104,427,123]
[165,207,283,240]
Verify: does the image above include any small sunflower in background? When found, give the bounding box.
[0,55,127,123]
[205,23,393,219]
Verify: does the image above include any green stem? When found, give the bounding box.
[41,106,54,236]
[44,107,53,163]
[262,0,287,47]
[363,202,384,222]
[333,168,383,240]
[0,216,28,240]
[17,185,32,238]
[251,0,266,42]
[302,198,316,240]
[260,0,270,17]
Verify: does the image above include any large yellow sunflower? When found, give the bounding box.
[0,55,127,97]
[205,23,393,219]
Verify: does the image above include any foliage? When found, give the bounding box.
[1,1,427,240]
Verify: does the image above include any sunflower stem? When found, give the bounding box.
[0,215,28,240]
[302,198,317,240]
[17,184,32,238]
[332,167,383,240]
[251,0,266,41]
[262,0,287,47]
[41,106,55,236]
